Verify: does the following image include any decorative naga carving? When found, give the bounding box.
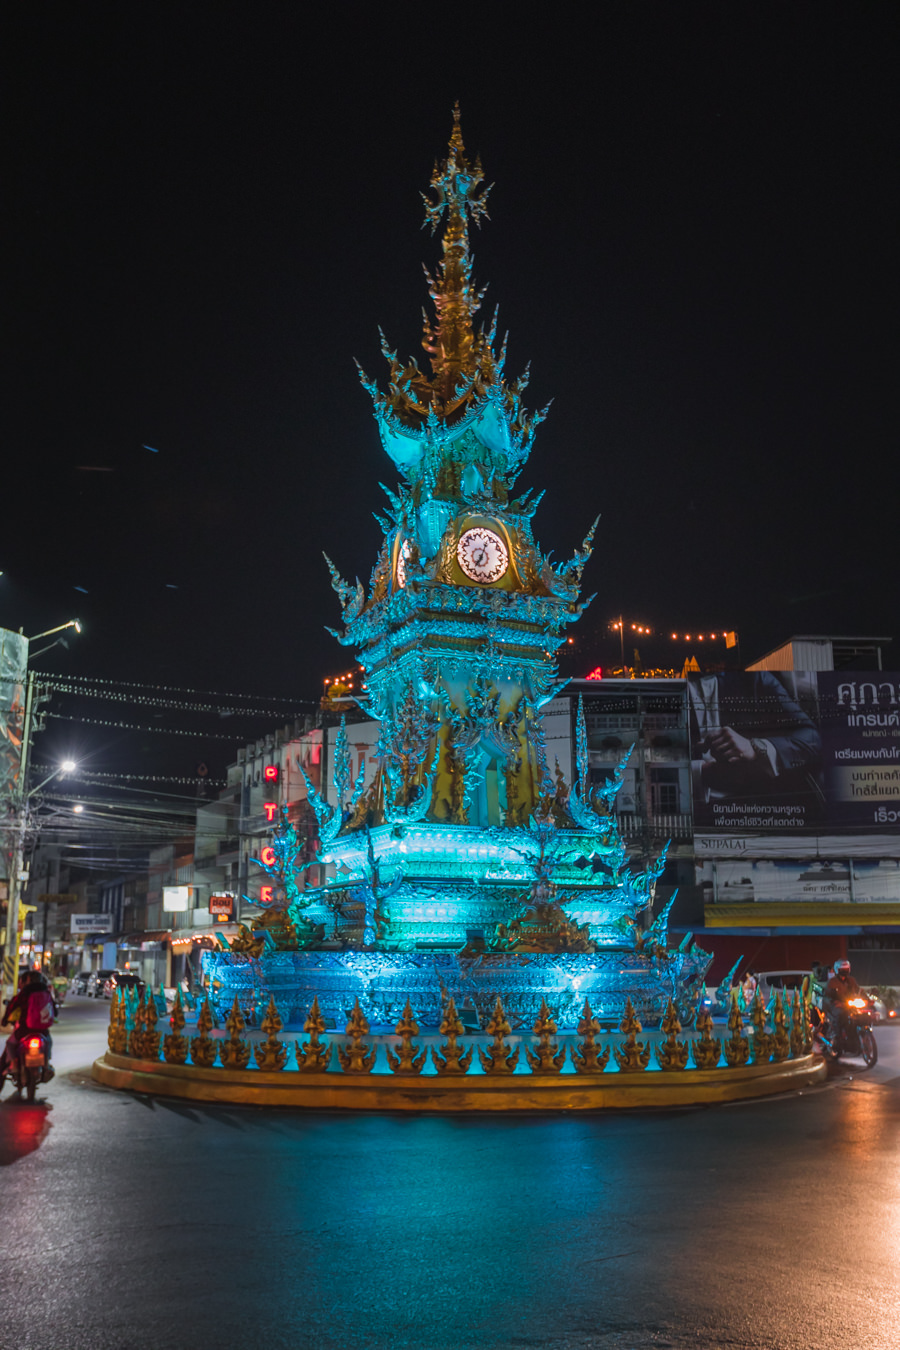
[612,999,651,1073]
[690,1007,721,1070]
[337,999,378,1074]
[220,998,251,1070]
[571,999,610,1074]
[190,999,218,1069]
[296,996,331,1072]
[254,996,288,1072]
[655,1000,689,1071]
[478,997,519,1075]
[431,997,474,1075]
[722,993,750,1068]
[524,998,566,1073]
[162,990,189,1066]
[385,999,427,1075]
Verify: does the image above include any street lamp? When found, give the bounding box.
[2,756,78,998]
[29,619,82,640]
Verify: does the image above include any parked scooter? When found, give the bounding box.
[813,995,878,1067]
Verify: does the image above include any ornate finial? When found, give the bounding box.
[362,107,548,468]
[749,992,773,1066]
[788,991,805,1059]
[385,998,427,1075]
[190,998,219,1068]
[163,988,189,1065]
[477,996,520,1075]
[722,991,750,1067]
[771,991,791,1063]
[525,997,566,1074]
[421,103,490,237]
[571,998,610,1074]
[612,997,651,1073]
[655,999,689,1072]
[296,995,331,1072]
[254,995,289,1071]
[108,986,128,1055]
[338,998,378,1074]
[418,106,492,406]
[430,996,474,1075]
[220,996,252,1069]
[128,987,147,1059]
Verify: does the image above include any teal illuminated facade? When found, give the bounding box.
[206,110,712,1029]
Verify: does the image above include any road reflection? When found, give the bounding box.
[0,1102,53,1166]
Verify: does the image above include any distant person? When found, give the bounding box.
[742,970,758,1006]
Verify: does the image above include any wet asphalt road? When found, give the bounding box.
[0,999,898,1350]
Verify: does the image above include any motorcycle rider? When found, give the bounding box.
[822,958,861,1044]
[0,969,57,1091]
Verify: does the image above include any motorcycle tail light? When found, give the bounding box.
[27,1038,42,1051]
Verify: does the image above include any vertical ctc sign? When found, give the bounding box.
[263,762,279,822]
[260,764,280,904]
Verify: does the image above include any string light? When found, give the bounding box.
[32,671,317,704]
[42,767,228,787]
[669,631,735,643]
[43,679,309,719]
[45,711,246,741]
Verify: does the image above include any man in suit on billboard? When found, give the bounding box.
[689,671,823,823]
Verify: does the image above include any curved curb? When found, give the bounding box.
[91,1051,827,1111]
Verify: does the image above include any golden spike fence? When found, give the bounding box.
[102,987,823,1080]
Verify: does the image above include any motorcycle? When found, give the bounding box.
[814,995,878,1067]
[9,1031,54,1103]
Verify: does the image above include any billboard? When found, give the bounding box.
[163,886,190,912]
[698,856,900,905]
[689,671,900,854]
[0,627,28,809]
[71,914,115,935]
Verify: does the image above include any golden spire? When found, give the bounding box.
[420,104,492,403]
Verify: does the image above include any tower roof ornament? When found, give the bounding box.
[420,103,493,405]
[358,107,549,477]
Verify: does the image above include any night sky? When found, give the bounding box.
[3,5,896,784]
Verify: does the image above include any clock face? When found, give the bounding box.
[396,539,412,588]
[456,527,509,584]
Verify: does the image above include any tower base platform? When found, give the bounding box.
[91,1048,825,1112]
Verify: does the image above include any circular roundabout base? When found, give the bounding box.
[92,1050,826,1111]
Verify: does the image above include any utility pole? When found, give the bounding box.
[2,670,35,1001]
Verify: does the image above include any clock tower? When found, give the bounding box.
[327,105,596,843]
[208,109,712,1027]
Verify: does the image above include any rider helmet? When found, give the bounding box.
[833,958,851,976]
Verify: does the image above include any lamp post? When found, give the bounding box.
[1,617,80,1001]
[2,745,77,999]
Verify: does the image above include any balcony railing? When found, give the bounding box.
[616,813,693,841]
